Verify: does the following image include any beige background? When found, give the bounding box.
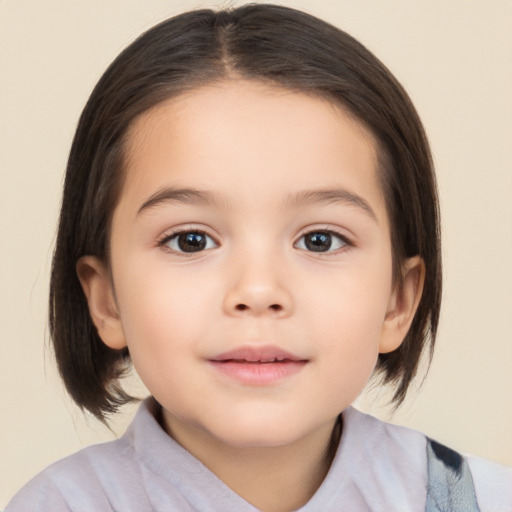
[1,0,511,506]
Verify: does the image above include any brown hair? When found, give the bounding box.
[49,3,441,421]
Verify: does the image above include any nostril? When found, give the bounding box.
[234,303,283,312]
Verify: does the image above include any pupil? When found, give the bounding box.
[305,232,332,252]
[178,232,206,252]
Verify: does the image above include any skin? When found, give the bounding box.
[78,80,424,512]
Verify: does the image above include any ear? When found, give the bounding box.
[76,256,127,350]
[379,256,425,354]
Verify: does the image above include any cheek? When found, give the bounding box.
[112,260,217,376]
[311,299,382,412]
[116,255,216,328]
[304,260,392,387]
[305,259,392,341]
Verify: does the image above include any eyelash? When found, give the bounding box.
[157,227,353,257]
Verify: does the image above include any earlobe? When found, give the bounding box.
[379,256,425,354]
[76,256,127,350]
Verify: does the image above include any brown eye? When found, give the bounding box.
[164,231,216,253]
[296,231,348,253]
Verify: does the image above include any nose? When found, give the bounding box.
[222,252,294,318]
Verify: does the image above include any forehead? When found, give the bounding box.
[118,79,387,222]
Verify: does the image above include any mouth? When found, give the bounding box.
[208,346,308,385]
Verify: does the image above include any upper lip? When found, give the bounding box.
[209,345,307,363]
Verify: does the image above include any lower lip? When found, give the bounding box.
[208,360,307,386]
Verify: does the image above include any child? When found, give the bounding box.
[6,3,511,511]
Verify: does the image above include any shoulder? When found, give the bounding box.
[5,400,161,512]
[5,436,142,512]
[341,407,512,512]
[5,471,70,512]
[467,455,512,512]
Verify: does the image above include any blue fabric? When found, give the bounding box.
[425,439,480,512]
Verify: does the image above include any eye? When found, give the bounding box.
[295,230,349,253]
[161,230,217,253]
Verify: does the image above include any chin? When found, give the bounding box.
[216,428,301,449]
[206,414,319,450]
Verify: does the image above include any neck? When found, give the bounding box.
[162,412,342,512]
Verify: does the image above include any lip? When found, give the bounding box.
[208,345,308,386]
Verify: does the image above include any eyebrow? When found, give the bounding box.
[138,187,230,214]
[284,188,377,220]
[138,186,377,220]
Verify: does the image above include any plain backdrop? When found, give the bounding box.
[1,0,511,506]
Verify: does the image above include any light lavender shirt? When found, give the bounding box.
[6,398,511,511]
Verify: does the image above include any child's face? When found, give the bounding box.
[81,80,419,449]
